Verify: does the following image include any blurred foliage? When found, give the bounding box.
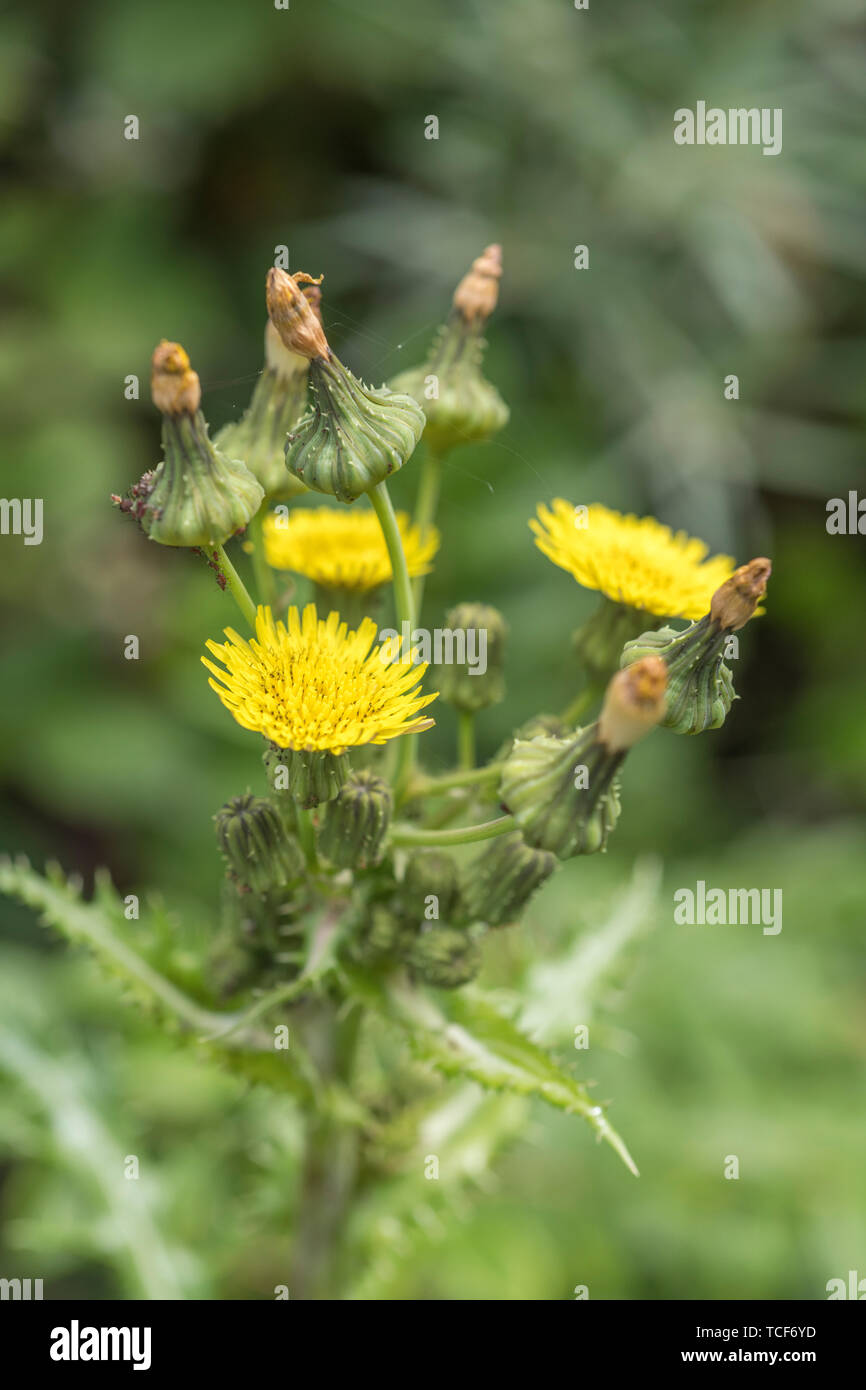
[1,0,865,1299]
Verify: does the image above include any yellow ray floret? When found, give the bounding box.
[263,507,440,591]
[203,603,437,754]
[530,500,735,620]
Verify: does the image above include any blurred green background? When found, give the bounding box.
[1,0,865,1299]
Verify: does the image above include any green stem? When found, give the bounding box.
[457,710,476,770]
[412,445,443,610]
[390,814,515,847]
[409,762,503,797]
[216,542,258,629]
[250,509,277,609]
[297,808,319,870]
[369,480,417,802]
[561,684,601,726]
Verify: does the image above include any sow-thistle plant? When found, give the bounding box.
[0,246,774,1296]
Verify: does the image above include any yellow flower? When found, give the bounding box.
[203,603,437,755]
[263,507,439,591]
[530,500,735,620]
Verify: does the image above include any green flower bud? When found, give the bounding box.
[214,321,311,501]
[401,850,461,920]
[462,831,556,926]
[265,267,424,503]
[572,597,660,686]
[285,356,425,503]
[215,793,305,893]
[621,559,771,736]
[346,902,409,966]
[500,657,667,859]
[493,713,570,763]
[438,603,507,713]
[408,926,481,989]
[317,770,392,870]
[389,246,509,453]
[263,744,348,809]
[117,342,264,548]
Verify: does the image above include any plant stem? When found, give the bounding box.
[561,684,601,726]
[457,710,476,770]
[390,814,515,847]
[216,542,258,629]
[412,445,443,610]
[297,808,319,870]
[370,479,417,801]
[249,508,276,609]
[409,762,503,797]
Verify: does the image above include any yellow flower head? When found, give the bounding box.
[203,604,436,755]
[263,508,439,592]
[530,500,735,620]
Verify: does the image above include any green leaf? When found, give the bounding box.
[345,964,639,1175]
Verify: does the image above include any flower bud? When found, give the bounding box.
[267,266,425,503]
[265,268,330,361]
[462,831,556,926]
[621,559,770,735]
[401,850,461,920]
[597,656,668,753]
[284,356,426,503]
[499,732,622,859]
[346,902,410,966]
[389,245,508,453]
[709,558,771,632]
[500,657,664,859]
[408,926,481,989]
[263,744,348,810]
[215,793,305,893]
[117,342,264,548]
[214,320,312,500]
[317,770,392,870]
[493,713,570,762]
[438,603,507,713]
[572,598,659,686]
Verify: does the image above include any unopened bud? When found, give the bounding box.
[408,926,481,989]
[709,558,771,632]
[215,793,305,893]
[453,244,503,324]
[401,850,461,919]
[266,268,330,361]
[597,657,667,754]
[317,771,392,870]
[462,832,556,927]
[438,603,507,713]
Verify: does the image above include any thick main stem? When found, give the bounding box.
[370,480,417,802]
[457,710,476,770]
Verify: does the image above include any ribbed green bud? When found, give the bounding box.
[389,246,508,453]
[408,926,481,989]
[214,322,310,501]
[215,793,305,893]
[285,355,425,503]
[317,771,392,870]
[621,617,736,736]
[263,744,348,809]
[462,831,556,926]
[493,713,570,763]
[573,598,659,685]
[438,602,507,713]
[499,731,623,859]
[346,903,410,966]
[401,850,461,920]
[125,342,264,549]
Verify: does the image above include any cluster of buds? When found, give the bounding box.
[621,559,771,735]
[389,245,509,454]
